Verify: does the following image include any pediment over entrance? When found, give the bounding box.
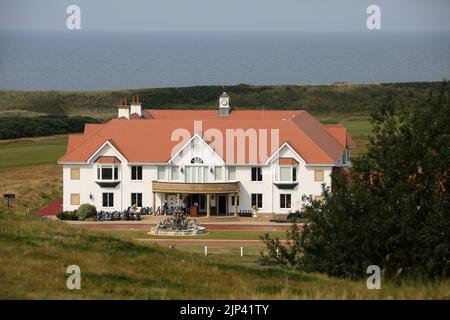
[169,133,225,166]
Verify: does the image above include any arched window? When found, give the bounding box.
[190,157,203,164]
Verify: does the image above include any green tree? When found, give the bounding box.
[261,81,450,280]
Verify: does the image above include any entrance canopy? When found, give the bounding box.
[152,181,239,194]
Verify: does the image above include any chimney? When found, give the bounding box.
[118,98,130,119]
[130,94,142,117]
[218,92,230,117]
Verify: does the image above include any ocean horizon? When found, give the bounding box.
[0,30,449,90]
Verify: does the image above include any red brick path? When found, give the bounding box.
[33,198,63,217]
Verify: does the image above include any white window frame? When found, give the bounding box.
[102,192,114,208]
[251,193,263,209]
[275,165,298,183]
[158,166,167,181]
[171,166,180,181]
[214,166,224,181]
[185,165,209,183]
[131,192,143,207]
[228,166,236,181]
[280,194,292,209]
[131,165,143,181]
[96,164,119,182]
[251,167,263,182]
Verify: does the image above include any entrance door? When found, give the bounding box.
[218,195,227,215]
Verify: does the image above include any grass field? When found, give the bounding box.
[1,211,448,299]
[0,135,67,170]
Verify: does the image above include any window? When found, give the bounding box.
[102,193,114,207]
[185,166,208,183]
[280,194,292,209]
[102,167,113,180]
[251,193,263,209]
[280,167,291,181]
[314,170,324,182]
[342,149,350,164]
[276,166,297,182]
[190,157,203,164]
[214,166,223,180]
[97,165,118,180]
[158,166,166,180]
[251,167,262,181]
[228,167,236,180]
[171,166,180,181]
[231,195,240,206]
[70,193,80,205]
[70,168,80,180]
[131,193,142,207]
[314,195,324,202]
[131,166,142,180]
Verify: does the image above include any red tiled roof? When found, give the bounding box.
[324,124,357,149]
[94,156,121,164]
[277,158,299,165]
[59,110,356,165]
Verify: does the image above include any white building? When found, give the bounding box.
[58,93,356,216]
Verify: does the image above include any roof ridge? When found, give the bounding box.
[289,112,343,163]
[282,120,334,163]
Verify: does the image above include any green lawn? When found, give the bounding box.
[0,136,67,170]
[1,211,448,299]
[99,229,287,241]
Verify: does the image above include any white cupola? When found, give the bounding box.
[219,92,230,117]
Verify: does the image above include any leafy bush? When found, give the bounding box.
[77,204,97,221]
[57,211,78,221]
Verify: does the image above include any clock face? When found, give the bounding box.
[221,99,228,106]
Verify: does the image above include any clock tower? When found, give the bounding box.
[219,92,230,117]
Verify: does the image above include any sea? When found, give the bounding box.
[0,31,449,90]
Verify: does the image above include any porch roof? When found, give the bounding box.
[152,181,239,194]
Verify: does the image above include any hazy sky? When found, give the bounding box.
[0,0,449,33]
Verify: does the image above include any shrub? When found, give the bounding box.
[77,204,97,221]
[57,211,78,221]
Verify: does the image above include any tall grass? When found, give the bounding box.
[0,211,448,299]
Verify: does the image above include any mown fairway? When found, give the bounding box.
[0,135,67,170]
[1,211,448,299]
